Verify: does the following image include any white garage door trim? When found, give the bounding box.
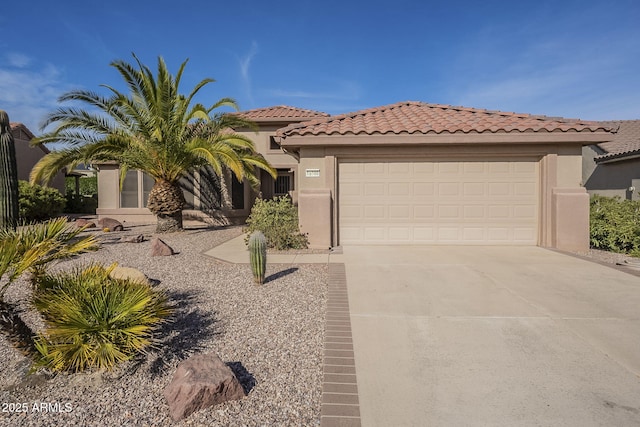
[338,159,539,245]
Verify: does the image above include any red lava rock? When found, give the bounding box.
[164,353,245,421]
[150,237,175,256]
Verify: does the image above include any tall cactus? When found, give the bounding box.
[249,231,267,285]
[0,110,19,230]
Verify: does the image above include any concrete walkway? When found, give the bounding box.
[203,235,344,264]
[343,245,640,427]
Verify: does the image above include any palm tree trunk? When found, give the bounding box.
[155,212,183,233]
[147,179,185,233]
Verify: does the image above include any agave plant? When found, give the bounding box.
[0,217,98,357]
[33,263,172,372]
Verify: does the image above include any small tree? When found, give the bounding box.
[0,110,19,230]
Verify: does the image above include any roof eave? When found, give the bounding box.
[595,150,640,164]
[279,130,614,149]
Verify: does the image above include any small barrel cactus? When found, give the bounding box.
[249,231,267,285]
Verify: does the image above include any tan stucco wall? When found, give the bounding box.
[237,125,300,203]
[237,125,298,169]
[290,141,589,251]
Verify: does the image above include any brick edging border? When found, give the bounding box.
[321,263,361,427]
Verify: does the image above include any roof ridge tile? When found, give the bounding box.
[277,101,614,138]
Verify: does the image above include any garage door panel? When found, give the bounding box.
[414,183,435,195]
[364,182,386,196]
[438,182,460,196]
[388,182,411,195]
[339,159,538,245]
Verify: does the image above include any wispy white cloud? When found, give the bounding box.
[264,80,363,114]
[238,41,258,106]
[443,17,640,120]
[0,53,72,134]
[7,52,32,68]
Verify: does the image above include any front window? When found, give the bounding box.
[231,175,244,209]
[274,170,294,196]
[120,170,139,208]
[142,173,154,207]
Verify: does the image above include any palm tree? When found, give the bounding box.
[31,55,276,232]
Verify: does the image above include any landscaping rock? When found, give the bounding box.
[120,234,145,243]
[75,218,96,229]
[109,266,151,285]
[164,353,245,421]
[98,217,124,232]
[150,237,175,256]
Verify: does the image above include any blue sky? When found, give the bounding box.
[1,0,639,134]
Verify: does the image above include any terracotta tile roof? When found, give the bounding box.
[594,120,640,162]
[236,105,329,121]
[277,101,611,137]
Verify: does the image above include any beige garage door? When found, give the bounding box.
[338,160,539,245]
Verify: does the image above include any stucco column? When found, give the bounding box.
[551,187,589,252]
[298,188,332,249]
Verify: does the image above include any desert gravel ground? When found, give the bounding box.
[0,224,327,427]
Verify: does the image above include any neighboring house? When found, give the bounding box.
[94,105,328,224]
[11,122,66,194]
[275,101,612,251]
[582,120,640,200]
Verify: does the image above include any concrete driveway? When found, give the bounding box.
[343,246,640,426]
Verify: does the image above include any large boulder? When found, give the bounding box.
[109,266,151,285]
[150,237,175,256]
[164,353,245,421]
[98,217,124,232]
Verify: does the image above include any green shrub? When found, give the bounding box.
[32,263,172,372]
[18,180,65,222]
[64,192,97,214]
[590,195,640,255]
[65,175,97,196]
[245,196,308,250]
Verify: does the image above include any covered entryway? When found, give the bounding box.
[338,159,539,245]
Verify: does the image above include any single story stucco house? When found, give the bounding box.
[582,120,640,200]
[94,101,614,252]
[11,122,66,194]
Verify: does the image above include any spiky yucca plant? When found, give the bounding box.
[33,263,172,372]
[0,217,98,357]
